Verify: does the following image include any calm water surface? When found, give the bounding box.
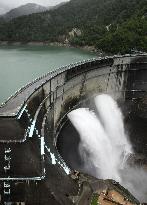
[0,45,97,105]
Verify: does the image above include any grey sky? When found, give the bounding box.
[0,0,69,14]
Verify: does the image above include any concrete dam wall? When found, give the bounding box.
[0,54,146,204]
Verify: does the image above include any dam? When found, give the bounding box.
[0,54,147,204]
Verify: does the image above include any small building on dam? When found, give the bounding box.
[0,54,146,204]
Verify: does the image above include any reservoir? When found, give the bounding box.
[0,45,97,105]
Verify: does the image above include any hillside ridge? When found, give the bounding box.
[0,0,147,54]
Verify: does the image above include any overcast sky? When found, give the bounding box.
[0,0,69,14]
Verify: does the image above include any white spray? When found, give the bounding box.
[95,94,132,170]
[68,108,121,181]
[68,94,132,182]
[68,94,147,202]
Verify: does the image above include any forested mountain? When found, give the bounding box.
[0,0,147,54]
[1,3,47,21]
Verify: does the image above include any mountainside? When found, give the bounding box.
[0,0,147,54]
[49,2,67,10]
[1,3,47,20]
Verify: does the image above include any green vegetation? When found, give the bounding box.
[90,194,99,205]
[0,0,147,54]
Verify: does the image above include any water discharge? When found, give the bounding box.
[68,94,147,202]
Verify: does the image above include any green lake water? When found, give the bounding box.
[0,45,97,105]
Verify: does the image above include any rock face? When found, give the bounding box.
[69,28,82,38]
[99,190,135,205]
[71,173,140,205]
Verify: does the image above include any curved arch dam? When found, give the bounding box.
[0,54,146,204]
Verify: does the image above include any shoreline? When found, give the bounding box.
[0,41,103,55]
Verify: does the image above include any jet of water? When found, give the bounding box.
[95,94,132,169]
[68,108,121,181]
[68,94,132,182]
